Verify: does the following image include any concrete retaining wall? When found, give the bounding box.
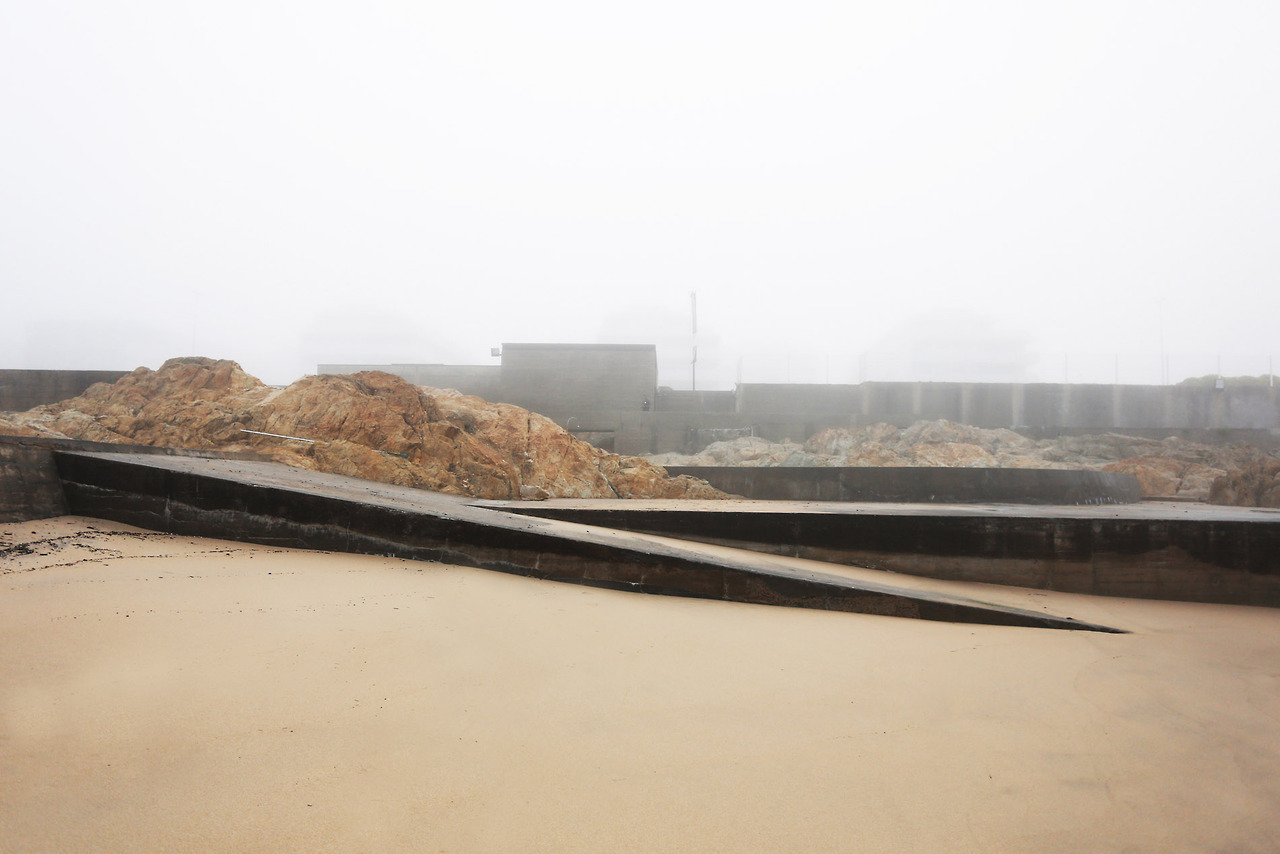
[0,369,131,412]
[507,504,1280,607]
[52,451,1105,629]
[0,435,274,523]
[0,442,66,522]
[666,466,1143,505]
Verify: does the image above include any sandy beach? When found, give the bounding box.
[3,516,1279,852]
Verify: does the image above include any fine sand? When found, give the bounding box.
[3,517,1279,852]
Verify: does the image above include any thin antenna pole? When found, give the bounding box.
[690,291,698,390]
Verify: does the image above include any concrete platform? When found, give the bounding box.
[489,497,1280,606]
[51,450,1122,632]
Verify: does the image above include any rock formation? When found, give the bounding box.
[7,360,1277,506]
[1208,457,1280,508]
[0,357,725,501]
[647,419,1280,503]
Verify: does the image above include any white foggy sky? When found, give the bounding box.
[2,1,1277,388]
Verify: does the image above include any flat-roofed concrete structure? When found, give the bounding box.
[496,343,657,423]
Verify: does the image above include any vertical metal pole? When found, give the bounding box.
[690,291,697,391]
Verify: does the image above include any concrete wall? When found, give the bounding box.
[666,466,1143,505]
[510,503,1280,607]
[619,381,1279,453]
[735,381,1280,432]
[0,441,67,522]
[55,450,1092,628]
[0,436,281,523]
[606,412,753,456]
[498,344,656,421]
[318,352,1280,453]
[0,369,131,412]
[657,388,735,413]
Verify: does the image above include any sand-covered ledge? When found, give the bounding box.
[3,517,1279,852]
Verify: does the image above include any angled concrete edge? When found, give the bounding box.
[52,450,1125,633]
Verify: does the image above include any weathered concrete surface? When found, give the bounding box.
[665,465,1142,505]
[0,434,274,521]
[0,369,130,412]
[50,450,1121,631]
[0,443,66,522]
[495,499,1280,607]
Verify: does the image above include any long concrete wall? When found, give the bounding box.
[317,349,1280,454]
[666,466,1142,505]
[736,381,1280,430]
[0,369,131,412]
[507,502,1280,607]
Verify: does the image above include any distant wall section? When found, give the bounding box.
[0,369,131,412]
[498,344,656,421]
[316,350,1280,455]
[731,381,1280,442]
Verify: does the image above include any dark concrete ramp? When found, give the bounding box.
[52,450,1123,632]
[494,498,1280,607]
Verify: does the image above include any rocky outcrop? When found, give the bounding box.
[647,419,1279,503]
[1,357,725,501]
[1209,458,1280,508]
[1100,456,1227,501]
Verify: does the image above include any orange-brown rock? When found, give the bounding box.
[910,442,997,468]
[1209,457,1280,508]
[654,419,1280,503]
[1101,456,1226,500]
[2,357,725,501]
